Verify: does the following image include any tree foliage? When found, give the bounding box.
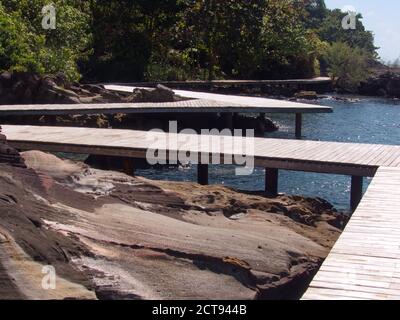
[0,0,377,85]
[0,0,91,80]
[325,41,370,91]
[318,9,377,56]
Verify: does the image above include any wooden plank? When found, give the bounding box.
[265,168,279,195]
[103,77,332,88]
[350,175,363,211]
[3,125,399,178]
[197,164,209,185]
[310,281,400,296]
[303,167,400,300]
[303,287,391,300]
[104,85,333,114]
[295,113,302,138]
[0,99,332,117]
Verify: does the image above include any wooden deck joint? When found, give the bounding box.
[197,163,209,185]
[265,168,279,196]
[295,113,303,139]
[350,175,363,212]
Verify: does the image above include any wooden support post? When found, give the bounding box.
[224,113,234,131]
[351,175,363,212]
[295,113,302,138]
[232,112,237,130]
[122,158,135,176]
[48,115,57,126]
[198,164,209,185]
[105,156,113,170]
[265,168,278,196]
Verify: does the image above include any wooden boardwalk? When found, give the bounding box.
[105,85,333,138]
[2,125,400,211]
[0,98,331,116]
[2,125,399,174]
[0,90,331,138]
[303,166,400,300]
[105,77,332,89]
[103,85,332,113]
[2,124,400,299]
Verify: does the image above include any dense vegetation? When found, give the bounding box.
[0,0,377,88]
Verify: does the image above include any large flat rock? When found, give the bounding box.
[0,151,345,300]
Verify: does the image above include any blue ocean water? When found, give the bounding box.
[136,96,400,211]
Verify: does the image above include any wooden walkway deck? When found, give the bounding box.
[104,85,333,138]
[303,166,400,300]
[0,90,331,138]
[2,124,400,299]
[3,125,399,174]
[2,125,400,211]
[105,77,332,89]
[0,98,331,116]
[103,85,332,114]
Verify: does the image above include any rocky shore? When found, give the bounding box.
[359,72,400,98]
[0,129,346,300]
[0,72,278,135]
[0,73,347,300]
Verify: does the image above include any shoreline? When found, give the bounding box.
[0,147,346,300]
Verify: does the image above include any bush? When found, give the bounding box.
[0,5,44,74]
[0,1,91,81]
[325,42,370,91]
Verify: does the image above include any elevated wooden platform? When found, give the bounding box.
[303,166,400,300]
[2,125,399,174]
[104,85,332,138]
[2,125,400,211]
[103,85,332,114]
[105,77,332,91]
[2,125,400,299]
[0,98,331,116]
[0,89,331,138]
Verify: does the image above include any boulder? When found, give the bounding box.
[0,151,345,299]
[0,126,26,168]
[125,84,176,103]
[0,71,186,105]
[295,91,318,100]
[0,71,12,88]
[359,72,400,98]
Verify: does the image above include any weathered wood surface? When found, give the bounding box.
[105,76,332,87]
[0,98,331,116]
[303,167,400,300]
[2,125,400,177]
[103,85,333,114]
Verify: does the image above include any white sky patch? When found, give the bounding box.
[364,11,375,18]
[326,0,400,61]
[341,5,357,13]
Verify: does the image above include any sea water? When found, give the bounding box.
[136,95,400,211]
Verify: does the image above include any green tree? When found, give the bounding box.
[178,0,322,80]
[1,0,379,83]
[0,0,91,80]
[88,0,184,81]
[303,0,328,30]
[318,9,377,56]
[0,4,44,73]
[325,41,370,91]
[255,0,323,78]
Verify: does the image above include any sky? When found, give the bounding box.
[325,0,400,62]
